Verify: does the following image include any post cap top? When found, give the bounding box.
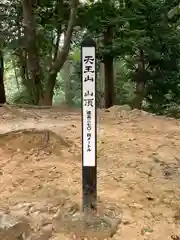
[81,36,96,47]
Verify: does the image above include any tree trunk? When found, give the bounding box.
[99,62,105,108]
[42,0,79,105]
[103,26,114,109]
[16,7,32,100]
[63,60,72,105]
[16,49,36,103]
[40,73,57,105]
[0,51,6,104]
[18,51,27,84]
[12,58,20,91]
[22,0,42,104]
[131,49,146,109]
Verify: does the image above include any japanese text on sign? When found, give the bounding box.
[82,47,96,166]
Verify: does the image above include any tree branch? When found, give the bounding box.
[50,0,79,74]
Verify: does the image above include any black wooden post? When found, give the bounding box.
[81,37,97,212]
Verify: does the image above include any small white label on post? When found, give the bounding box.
[82,46,96,167]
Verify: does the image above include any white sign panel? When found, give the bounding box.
[82,47,96,167]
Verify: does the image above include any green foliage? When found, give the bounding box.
[164,103,180,118]
[2,0,180,119]
[114,59,135,105]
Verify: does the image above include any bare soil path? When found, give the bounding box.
[0,105,179,240]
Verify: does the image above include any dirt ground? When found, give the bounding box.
[0,104,180,240]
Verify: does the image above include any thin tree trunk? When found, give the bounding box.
[0,50,6,104]
[131,49,146,109]
[18,39,37,104]
[22,0,42,104]
[40,24,62,106]
[104,56,114,108]
[16,11,28,87]
[53,29,62,62]
[18,51,27,84]
[103,26,114,109]
[99,62,105,108]
[64,60,72,105]
[42,0,79,105]
[12,59,20,91]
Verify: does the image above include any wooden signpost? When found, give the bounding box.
[81,36,97,212]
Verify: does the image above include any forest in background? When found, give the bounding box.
[1,0,180,117]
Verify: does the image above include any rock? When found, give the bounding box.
[0,212,30,240]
